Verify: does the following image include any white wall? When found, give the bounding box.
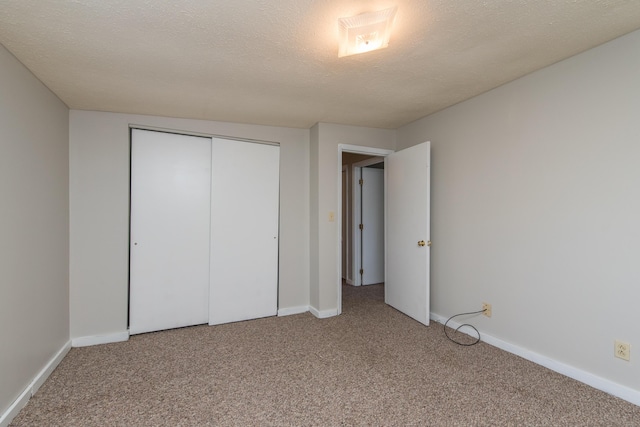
[69,111,309,339]
[309,123,395,315]
[0,46,69,416]
[398,30,640,394]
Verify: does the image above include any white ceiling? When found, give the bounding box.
[2,1,640,129]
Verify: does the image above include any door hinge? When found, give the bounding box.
[359,269,364,275]
[359,179,364,186]
[359,223,364,230]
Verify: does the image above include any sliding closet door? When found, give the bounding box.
[129,129,211,335]
[209,139,279,325]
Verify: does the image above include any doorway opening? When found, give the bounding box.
[337,145,394,315]
[337,142,432,324]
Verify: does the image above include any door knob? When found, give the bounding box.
[418,240,425,247]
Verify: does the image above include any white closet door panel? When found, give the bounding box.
[129,129,211,335]
[209,139,279,325]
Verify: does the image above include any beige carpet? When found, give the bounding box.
[11,284,640,426]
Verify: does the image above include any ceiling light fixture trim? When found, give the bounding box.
[338,6,398,58]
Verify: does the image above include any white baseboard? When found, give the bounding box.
[430,312,640,407]
[277,306,309,316]
[309,306,339,319]
[0,341,71,427]
[71,331,129,347]
[346,279,354,286]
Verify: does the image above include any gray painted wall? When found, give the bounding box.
[0,45,69,415]
[310,123,396,314]
[69,111,310,338]
[397,30,640,392]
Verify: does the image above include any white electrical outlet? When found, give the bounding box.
[482,302,491,317]
[614,340,630,361]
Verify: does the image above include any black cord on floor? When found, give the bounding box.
[443,309,486,346]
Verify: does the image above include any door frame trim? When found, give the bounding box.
[337,145,394,315]
[129,124,281,146]
[341,165,351,285]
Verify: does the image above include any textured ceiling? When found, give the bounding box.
[2,1,640,129]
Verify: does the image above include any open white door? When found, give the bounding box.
[385,142,430,325]
[129,129,211,335]
[209,139,279,325]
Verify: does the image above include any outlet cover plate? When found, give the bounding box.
[482,302,492,317]
[615,340,630,361]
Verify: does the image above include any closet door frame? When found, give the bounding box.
[129,128,281,332]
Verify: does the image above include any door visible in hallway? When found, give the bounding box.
[361,167,384,285]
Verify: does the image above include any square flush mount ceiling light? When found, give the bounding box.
[338,6,397,57]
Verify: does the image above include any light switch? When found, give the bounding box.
[329,211,335,222]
